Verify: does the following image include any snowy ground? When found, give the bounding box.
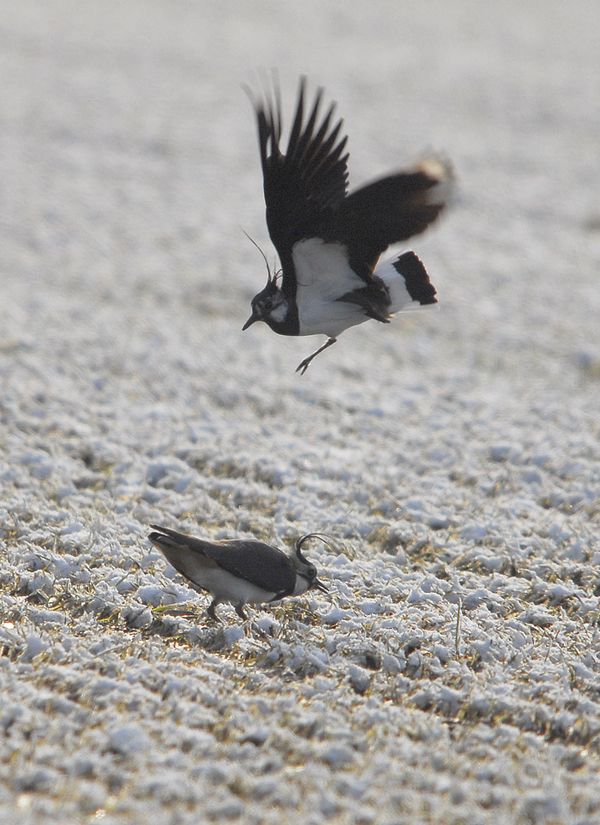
[1,1,600,823]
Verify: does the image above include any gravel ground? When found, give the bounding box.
[1,1,599,823]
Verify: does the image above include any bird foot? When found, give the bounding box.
[295,356,314,375]
[295,337,337,375]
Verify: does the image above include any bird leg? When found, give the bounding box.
[295,337,337,375]
[206,598,223,622]
[235,603,248,620]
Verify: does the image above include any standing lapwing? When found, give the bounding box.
[148,525,329,621]
[243,76,453,374]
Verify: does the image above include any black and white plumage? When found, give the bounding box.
[242,77,453,373]
[148,525,328,621]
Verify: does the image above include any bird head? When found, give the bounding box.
[243,278,288,331]
[241,231,288,331]
[291,533,330,594]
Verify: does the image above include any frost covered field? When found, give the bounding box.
[1,1,600,823]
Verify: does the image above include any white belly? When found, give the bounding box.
[291,239,433,338]
[182,564,279,605]
[292,238,367,337]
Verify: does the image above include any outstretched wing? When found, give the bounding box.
[333,158,453,280]
[248,78,453,323]
[249,77,350,266]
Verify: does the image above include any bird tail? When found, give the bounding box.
[148,525,215,593]
[149,523,217,558]
[375,251,438,313]
[148,524,195,552]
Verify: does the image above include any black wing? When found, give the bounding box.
[250,77,350,270]
[332,158,453,280]
[207,540,296,597]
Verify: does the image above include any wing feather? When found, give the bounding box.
[249,77,350,266]
[333,159,453,279]
[205,540,296,596]
[248,79,453,298]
